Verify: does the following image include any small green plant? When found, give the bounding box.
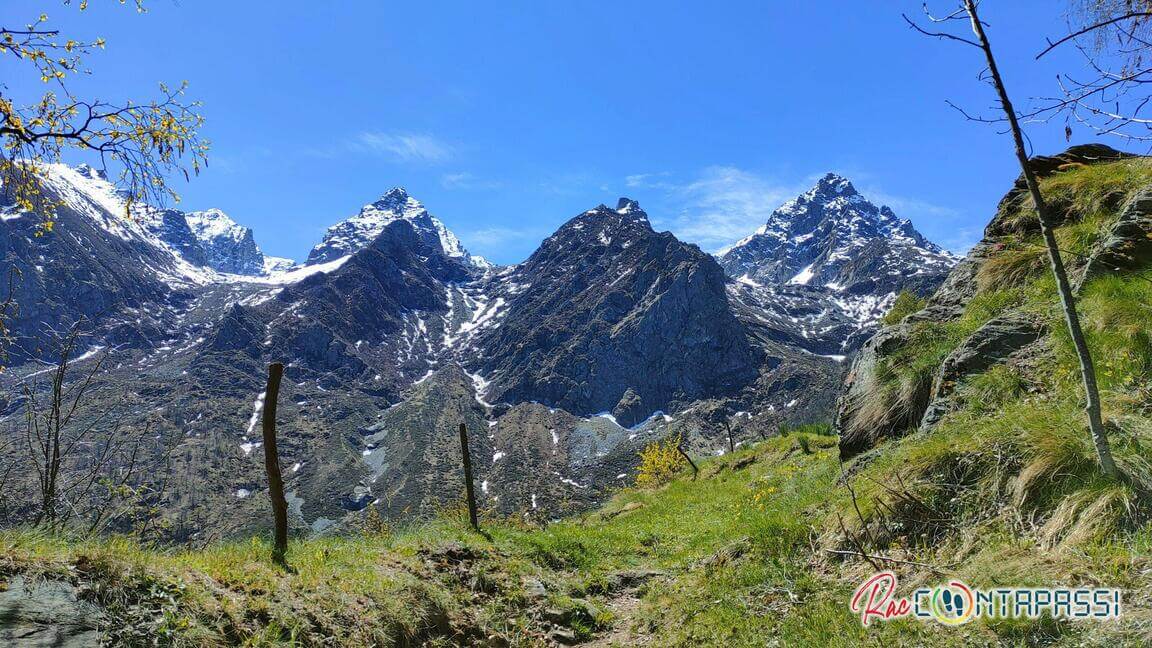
[635,433,686,488]
[882,290,926,326]
[796,435,812,455]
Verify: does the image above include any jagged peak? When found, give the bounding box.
[572,198,651,231]
[811,172,857,197]
[307,188,480,267]
[73,163,108,182]
[186,208,248,235]
[369,186,416,211]
[615,197,643,215]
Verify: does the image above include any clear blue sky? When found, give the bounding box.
[7,1,1105,264]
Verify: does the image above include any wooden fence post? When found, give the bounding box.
[677,442,699,480]
[458,422,480,532]
[261,362,290,568]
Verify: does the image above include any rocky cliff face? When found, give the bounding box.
[183,209,267,275]
[466,199,761,427]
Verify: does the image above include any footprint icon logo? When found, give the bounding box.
[942,589,964,617]
[931,582,974,625]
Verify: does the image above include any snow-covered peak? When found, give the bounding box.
[306,187,485,269]
[73,163,109,183]
[178,208,266,275]
[718,173,958,326]
[185,209,246,244]
[724,173,945,261]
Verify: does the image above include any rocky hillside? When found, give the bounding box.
[834,144,1150,457]
[2,419,1146,647]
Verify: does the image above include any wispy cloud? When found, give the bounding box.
[350,132,455,163]
[462,225,550,248]
[642,167,808,253]
[440,171,502,190]
[634,167,970,254]
[624,172,676,190]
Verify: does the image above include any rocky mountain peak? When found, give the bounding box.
[306,188,487,269]
[365,187,421,218]
[73,163,108,182]
[534,201,656,260]
[720,173,958,330]
[615,197,643,214]
[183,209,265,275]
[812,172,857,197]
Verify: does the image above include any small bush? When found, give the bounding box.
[795,435,812,455]
[635,433,686,488]
[977,246,1047,292]
[956,365,1027,414]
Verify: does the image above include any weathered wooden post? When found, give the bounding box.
[723,419,735,454]
[676,441,699,480]
[458,422,480,532]
[261,362,290,568]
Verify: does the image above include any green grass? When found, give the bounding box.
[4,423,1148,646]
[997,157,1152,234]
[882,290,927,326]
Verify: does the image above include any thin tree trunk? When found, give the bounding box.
[964,0,1117,478]
[458,422,480,531]
[723,420,735,454]
[261,362,290,567]
[677,442,699,480]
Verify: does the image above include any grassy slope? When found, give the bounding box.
[3,160,1152,647]
[3,429,1147,646]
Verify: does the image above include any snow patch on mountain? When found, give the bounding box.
[184,209,266,275]
[306,187,489,269]
[719,173,957,330]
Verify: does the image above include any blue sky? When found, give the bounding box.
[7,1,1102,264]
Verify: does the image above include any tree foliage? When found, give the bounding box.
[635,433,686,488]
[0,1,207,232]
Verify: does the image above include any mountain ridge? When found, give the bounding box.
[0,163,952,536]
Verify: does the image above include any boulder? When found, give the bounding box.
[0,576,103,647]
[1079,187,1152,289]
[919,312,1045,430]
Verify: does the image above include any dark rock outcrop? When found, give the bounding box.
[470,199,760,427]
[919,312,1045,430]
[1079,187,1152,287]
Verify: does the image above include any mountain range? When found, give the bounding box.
[0,164,956,538]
